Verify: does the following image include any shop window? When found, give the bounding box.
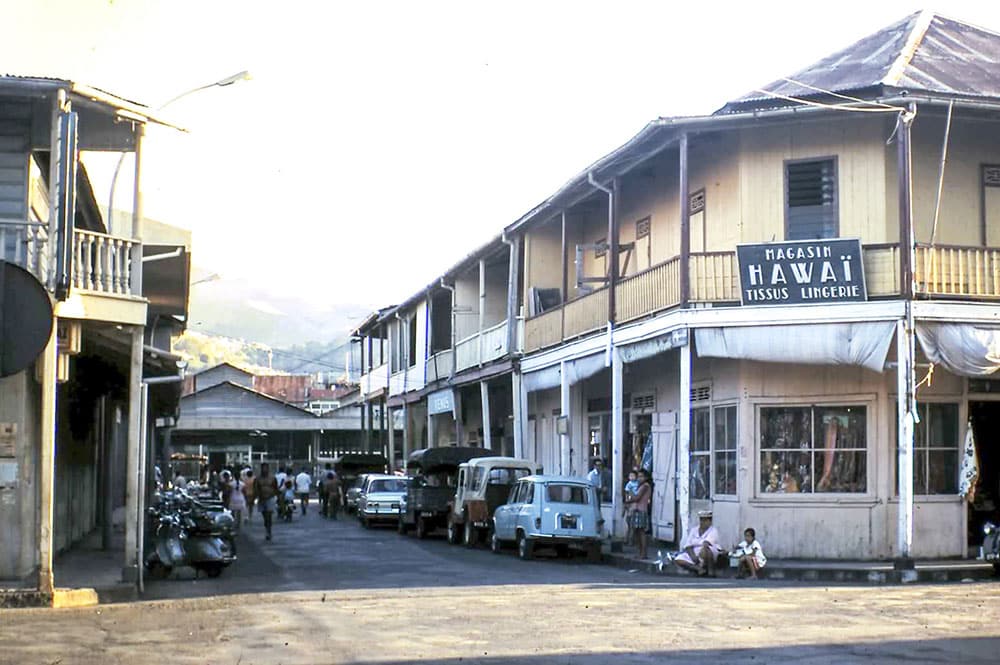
[786,158,838,240]
[714,405,738,495]
[691,407,711,499]
[895,403,959,495]
[760,405,867,494]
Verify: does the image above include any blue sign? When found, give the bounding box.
[736,238,867,306]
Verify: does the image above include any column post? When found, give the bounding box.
[896,317,915,563]
[611,348,623,538]
[512,371,525,459]
[560,360,571,475]
[123,326,143,583]
[37,321,58,595]
[480,381,492,450]
[678,340,692,544]
[679,133,690,308]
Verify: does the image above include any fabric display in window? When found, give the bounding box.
[959,422,979,503]
[641,432,653,472]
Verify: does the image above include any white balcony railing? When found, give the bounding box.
[454,320,509,373]
[425,349,454,383]
[0,219,49,282]
[73,229,138,296]
[361,363,389,396]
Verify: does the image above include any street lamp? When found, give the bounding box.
[106,70,252,229]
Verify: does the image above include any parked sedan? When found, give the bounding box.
[357,475,408,528]
[490,475,603,561]
[345,474,370,514]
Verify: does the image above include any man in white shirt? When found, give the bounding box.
[275,467,288,490]
[294,468,313,515]
[674,510,724,577]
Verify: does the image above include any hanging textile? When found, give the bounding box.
[695,321,895,373]
[959,422,979,503]
[915,322,1000,377]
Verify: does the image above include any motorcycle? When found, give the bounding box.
[981,521,1000,574]
[145,489,237,579]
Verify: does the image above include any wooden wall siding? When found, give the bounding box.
[689,252,739,302]
[907,115,1000,247]
[524,220,562,308]
[915,244,1000,297]
[616,256,680,323]
[863,244,902,297]
[739,116,888,244]
[524,306,562,352]
[0,111,29,219]
[563,287,608,340]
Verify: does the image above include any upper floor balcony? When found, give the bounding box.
[522,242,1000,353]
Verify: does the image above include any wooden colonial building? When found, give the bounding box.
[356,11,1000,560]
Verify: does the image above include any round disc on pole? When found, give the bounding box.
[0,260,55,377]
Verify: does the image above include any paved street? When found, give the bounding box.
[2,507,1000,664]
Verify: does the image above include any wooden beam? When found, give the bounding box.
[679,133,691,308]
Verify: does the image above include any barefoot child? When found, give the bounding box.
[731,527,766,579]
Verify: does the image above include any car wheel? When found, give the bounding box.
[586,542,602,563]
[416,516,428,539]
[360,515,369,529]
[200,563,224,578]
[397,517,409,535]
[463,519,477,548]
[555,544,569,558]
[490,529,503,554]
[517,532,534,560]
[446,519,460,545]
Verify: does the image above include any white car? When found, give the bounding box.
[357,474,408,528]
[491,475,603,561]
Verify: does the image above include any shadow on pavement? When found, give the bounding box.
[342,637,1000,665]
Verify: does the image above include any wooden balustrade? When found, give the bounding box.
[689,252,738,302]
[0,219,48,281]
[425,350,454,383]
[563,288,608,339]
[73,229,137,296]
[524,307,562,352]
[862,244,901,297]
[915,244,1000,298]
[617,257,681,323]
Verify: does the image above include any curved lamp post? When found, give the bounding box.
[106,70,252,229]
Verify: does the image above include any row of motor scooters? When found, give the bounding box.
[144,487,237,579]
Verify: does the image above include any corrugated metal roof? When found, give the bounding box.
[721,11,1000,113]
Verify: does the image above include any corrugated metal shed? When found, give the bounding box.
[721,11,1000,113]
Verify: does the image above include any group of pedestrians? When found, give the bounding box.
[206,462,344,542]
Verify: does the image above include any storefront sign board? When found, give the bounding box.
[736,238,867,306]
[427,389,455,416]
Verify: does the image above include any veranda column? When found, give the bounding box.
[37,320,58,595]
[678,340,692,545]
[480,381,492,450]
[387,408,396,473]
[560,360,571,475]
[896,318,915,561]
[511,371,526,459]
[123,326,143,583]
[611,348,624,537]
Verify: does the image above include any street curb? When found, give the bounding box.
[602,552,998,584]
[52,587,99,608]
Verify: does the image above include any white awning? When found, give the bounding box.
[695,321,896,373]
[522,352,607,393]
[916,322,1000,377]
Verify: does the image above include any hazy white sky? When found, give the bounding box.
[5,1,1000,309]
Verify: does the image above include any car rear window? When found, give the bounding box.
[369,478,407,493]
[546,484,589,504]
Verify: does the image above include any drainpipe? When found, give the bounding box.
[501,231,520,357]
[587,172,615,366]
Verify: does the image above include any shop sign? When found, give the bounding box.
[736,238,867,306]
[427,389,455,416]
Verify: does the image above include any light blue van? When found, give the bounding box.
[490,475,603,561]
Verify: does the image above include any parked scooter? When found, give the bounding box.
[981,521,1000,574]
[145,489,237,579]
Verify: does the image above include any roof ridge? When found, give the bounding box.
[883,9,936,86]
[928,10,1000,38]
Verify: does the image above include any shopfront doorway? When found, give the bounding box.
[968,401,1000,546]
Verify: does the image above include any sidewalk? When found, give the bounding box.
[53,529,137,604]
[604,544,998,584]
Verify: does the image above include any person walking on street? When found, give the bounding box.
[222,470,246,533]
[253,463,279,541]
[319,463,333,516]
[322,469,341,519]
[242,469,255,524]
[295,467,312,515]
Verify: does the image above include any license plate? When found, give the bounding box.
[421,511,435,517]
[560,515,578,529]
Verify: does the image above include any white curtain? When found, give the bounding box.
[695,321,896,373]
[916,322,1000,377]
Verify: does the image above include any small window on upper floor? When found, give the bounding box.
[786,158,838,240]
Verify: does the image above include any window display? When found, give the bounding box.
[760,405,867,494]
[895,402,959,495]
[714,406,738,495]
[691,408,711,500]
